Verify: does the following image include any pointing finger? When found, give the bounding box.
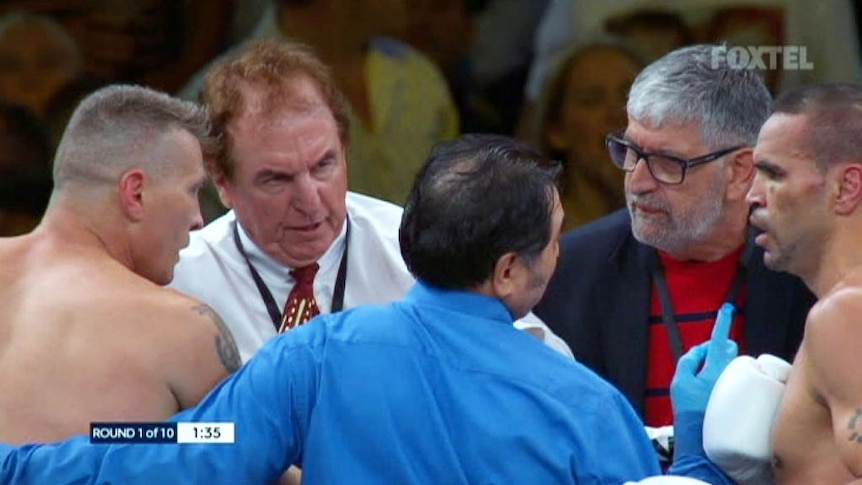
[709,302,735,345]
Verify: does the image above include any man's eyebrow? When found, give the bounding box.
[753,159,786,174]
[254,168,291,179]
[622,137,687,159]
[314,149,338,165]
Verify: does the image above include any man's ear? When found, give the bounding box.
[209,163,233,209]
[834,163,862,216]
[726,148,755,201]
[490,252,521,300]
[118,169,146,221]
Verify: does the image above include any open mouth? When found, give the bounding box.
[633,203,662,215]
[289,221,323,233]
[748,213,766,232]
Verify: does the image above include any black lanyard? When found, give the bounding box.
[651,237,754,361]
[232,218,351,331]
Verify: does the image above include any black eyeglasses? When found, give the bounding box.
[606,133,745,185]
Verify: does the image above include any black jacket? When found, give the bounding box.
[535,209,815,417]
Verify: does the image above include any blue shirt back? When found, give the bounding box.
[1,283,667,484]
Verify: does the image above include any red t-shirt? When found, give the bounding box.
[644,246,748,427]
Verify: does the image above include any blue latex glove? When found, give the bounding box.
[671,302,739,415]
[670,302,739,470]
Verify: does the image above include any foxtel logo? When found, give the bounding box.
[711,45,814,71]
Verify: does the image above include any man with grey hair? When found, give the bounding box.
[0,85,240,445]
[535,43,815,461]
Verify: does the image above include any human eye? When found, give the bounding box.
[648,155,685,179]
[312,155,337,177]
[624,147,640,165]
[256,172,292,193]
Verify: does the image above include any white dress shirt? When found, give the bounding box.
[171,191,572,362]
[171,192,412,362]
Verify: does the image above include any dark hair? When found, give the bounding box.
[0,101,53,215]
[773,83,862,171]
[399,134,561,289]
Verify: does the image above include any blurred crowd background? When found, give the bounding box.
[2,0,861,235]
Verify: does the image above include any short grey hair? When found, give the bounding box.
[627,44,773,149]
[53,85,216,191]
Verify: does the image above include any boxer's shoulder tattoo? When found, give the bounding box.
[193,303,241,373]
[847,407,862,443]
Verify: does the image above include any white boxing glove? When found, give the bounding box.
[623,477,710,485]
[703,354,792,485]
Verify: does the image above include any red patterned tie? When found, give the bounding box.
[279,263,320,333]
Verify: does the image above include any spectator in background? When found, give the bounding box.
[0,101,53,236]
[77,0,235,93]
[470,0,550,135]
[604,9,692,64]
[534,38,642,231]
[0,11,83,117]
[704,6,784,93]
[403,0,503,133]
[0,0,237,95]
[522,0,862,139]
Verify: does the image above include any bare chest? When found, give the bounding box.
[772,362,854,484]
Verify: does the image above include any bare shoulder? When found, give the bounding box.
[803,285,862,396]
[0,235,44,283]
[188,298,242,374]
[805,285,862,343]
[802,285,862,479]
[125,288,241,408]
[143,288,241,374]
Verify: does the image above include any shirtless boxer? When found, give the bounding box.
[746,83,862,484]
[0,85,240,444]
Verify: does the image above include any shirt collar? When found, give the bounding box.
[404,281,515,325]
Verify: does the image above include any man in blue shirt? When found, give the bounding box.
[0,134,733,484]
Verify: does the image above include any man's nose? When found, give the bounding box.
[746,173,765,209]
[292,176,323,214]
